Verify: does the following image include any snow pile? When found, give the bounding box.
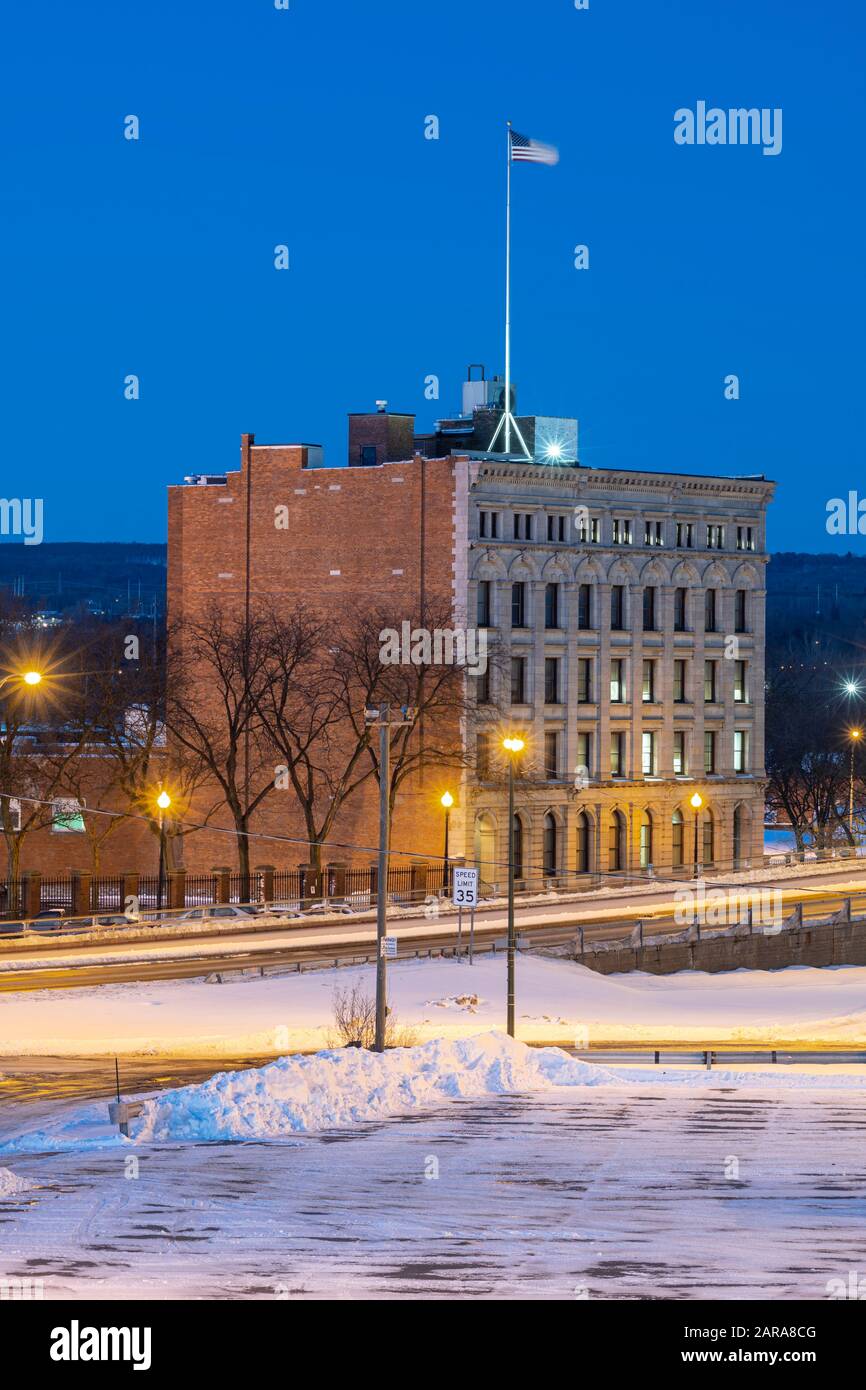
[0,1166,34,1196]
[133,1033,612,1143]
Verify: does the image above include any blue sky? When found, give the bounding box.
[1,0,863,549]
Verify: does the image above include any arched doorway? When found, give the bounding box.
[608,810,625,872]
[639,810,653,870]
[576,810,592,874]
[474,814,496,892]
[543,812,558,878]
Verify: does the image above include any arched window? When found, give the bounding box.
[608,810,625,872]
[733,804,747,870]
[512,814,524,880]
[543,813,557,877]
[639,811,653,870]
[576,811,591,874]
[474,813,496,892]
[671,808,684,868]
[702,809,714,866]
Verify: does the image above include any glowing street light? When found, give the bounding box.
[156,790,172,910]
[848,730,863,838]
[502,734,526,1035]
[843,679,862,698]
[440,791,454,893]
[22,670,42,686]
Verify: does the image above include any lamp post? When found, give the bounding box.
[848,729,862,838]
[502,735,525,1037]
[0,670,43,692]
[156,790,171,911]
[690,791,703,880]
[440,791,454,894]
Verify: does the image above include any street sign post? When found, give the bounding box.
[452,867,478,907]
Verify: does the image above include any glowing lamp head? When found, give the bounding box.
[844,680,861,696]
[440,791,454,810]
[544,442,563,462]
[503,735,525,755]
[690,792,703,810]
[22,670,42,686]
[156,791,171,811]
[852,729,863,742]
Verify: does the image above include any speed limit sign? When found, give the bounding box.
[452,867,479,907]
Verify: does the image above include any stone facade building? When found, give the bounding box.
[465,458,773,891]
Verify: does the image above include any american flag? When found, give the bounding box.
[510,129,559,165]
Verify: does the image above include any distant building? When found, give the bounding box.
[168,370,773,884]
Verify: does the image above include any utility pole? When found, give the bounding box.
[365,702,416,1052]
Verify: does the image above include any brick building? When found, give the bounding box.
[167,374,774,888]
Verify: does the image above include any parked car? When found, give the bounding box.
[177,905,258,922]
[0,920,25,937]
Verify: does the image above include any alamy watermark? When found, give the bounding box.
[674,102,782,157]
[674,879,783,932]
[0,498,43,546]
[379,621,488,677]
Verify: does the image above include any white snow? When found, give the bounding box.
[2,954,866,1057]
[0,1166,34,1195]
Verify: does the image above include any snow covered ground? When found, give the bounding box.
[2,954,866,1057]
[1,1035,865,1300]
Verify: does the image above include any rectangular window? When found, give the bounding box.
[704,730,716,774]
[476,732,491,778]
[544,731,559,780]
[642,659,655,703]
[704,660,717,703]
[547,514,566,542]
[511,582,526,628]
[735,589,748,633]
[734,660,747,702]
[642,586,656,631]
[610,585,625,629]
[577,658,593,703]
[610,731,625,777]
[510,656,526,704]
[544,657,560,704]
[641,731,657,776]
[360,444,377,467]
[673,659,687,703]
[673,730,686,775]
[479,509,498,538]
[610,658,625,703]
[612,518,632,545]
[577,731,593,776]
[674,587,687,631]
[705,589,717,633]
[52,798,86,833]
[734,729,749,773]
[578,583,592,629]
[707,524,725,549]
[644,520,664,547]
[737,525,755,551]
[578,515,600,544]
[477,580,491,627]
[544,583,560,629]
[676,522,694,548]
[512,512,532,541]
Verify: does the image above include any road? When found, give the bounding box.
[1,868,864,993]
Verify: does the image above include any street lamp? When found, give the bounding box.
[848,729,862,838]
[502,734,525,1037]
[0,669,44,691]
[440,791,454,894]
[156,790,171,911]
[690,791,703,879]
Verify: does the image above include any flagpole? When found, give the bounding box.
[505,119,512,456]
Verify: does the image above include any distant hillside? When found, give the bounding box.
[0,542,166,618]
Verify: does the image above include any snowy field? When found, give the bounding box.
[1,1035,864,1301]
[2,954,866,1056]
